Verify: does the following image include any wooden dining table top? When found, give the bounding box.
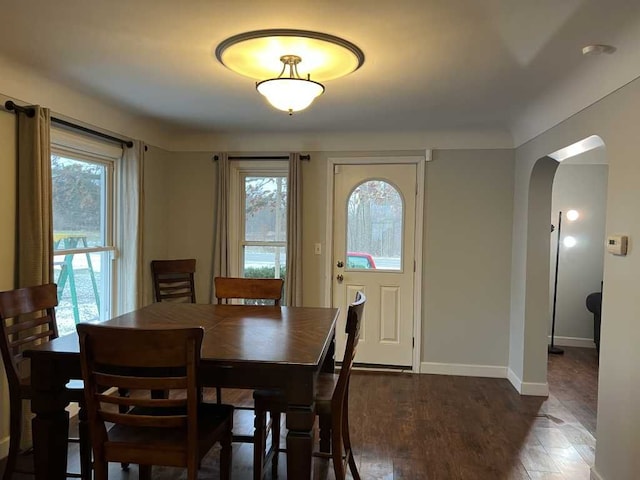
[29,302,339,368]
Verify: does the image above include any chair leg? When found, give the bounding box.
[342,398,360,480]
[253,405,266,480]
[117,387,130,471]
[319,412,331,454]
[216,386,222,404]
[78,405,92,480]
[3,396,22,480]
[270,411,281,478]
[220,427,232,480]
[139,464,152,480]
[93,460,108,480]
[331,412,346,480]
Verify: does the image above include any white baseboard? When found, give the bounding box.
[0,434,8,460]
[507,368,549,396]
[420,361,508,378]
[382,361,549,397]
[549,335,596,348]
[591,466,604,480]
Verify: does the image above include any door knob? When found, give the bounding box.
[337,261,344,268]
[336,274,344,282]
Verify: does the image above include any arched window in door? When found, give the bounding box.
[346,180,403,271]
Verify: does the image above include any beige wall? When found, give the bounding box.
[147,148,516,373]
[551,163,608,342]
[141,145,171,305]
[164,152,216,304]
[142,149,216,304]
[0,54,171,149]
[0,110,16,458]
[512,76,640,479]
[423,149,514,368]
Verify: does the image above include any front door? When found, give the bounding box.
[332,163,416,367]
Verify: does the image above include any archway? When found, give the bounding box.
[522,135,606,392]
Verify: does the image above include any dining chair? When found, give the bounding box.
[0,284,91,480]
[151,259,197,303]
[146,259,198,429]
[213,276,284,479]
[257,291,366,480]
[76,323,234,480]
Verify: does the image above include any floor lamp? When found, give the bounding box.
[549,211,564,355]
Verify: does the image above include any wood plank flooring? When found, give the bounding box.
[2,346,598,479]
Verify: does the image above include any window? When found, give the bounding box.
[51,129,121,335]
[347,180,403,271]
[230,161,288,281]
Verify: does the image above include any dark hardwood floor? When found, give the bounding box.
[2,347,598,479]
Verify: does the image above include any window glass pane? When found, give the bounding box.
[242,245,286,305]
[52,155,107,249]
[243,245,287,279]
[347,180,403,271]
[244,176,287,242]
[52,153,113,332]
[54,251,112,336]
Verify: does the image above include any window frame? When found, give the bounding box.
[228,160,288,278]
[50,128,121,326]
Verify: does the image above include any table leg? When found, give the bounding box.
[286,404,315,479]
[32,409,69,479]
[30,378,72,478]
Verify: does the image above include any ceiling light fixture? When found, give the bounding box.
[215,29,364,114]
[256,54,324,114]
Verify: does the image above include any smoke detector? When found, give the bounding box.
[582,44,616,56]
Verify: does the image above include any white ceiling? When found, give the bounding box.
[1,0,640,144]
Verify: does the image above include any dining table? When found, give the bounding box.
[23,302,339,480]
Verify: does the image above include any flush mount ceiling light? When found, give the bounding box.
[215,29,364,114]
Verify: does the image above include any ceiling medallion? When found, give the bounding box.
[215,29,365,114]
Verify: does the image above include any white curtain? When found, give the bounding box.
[118,140,144,313]
[16,105,52,448]
[285,153,303,306]
[211,153,230,302]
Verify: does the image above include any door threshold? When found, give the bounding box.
[337,362,413,373]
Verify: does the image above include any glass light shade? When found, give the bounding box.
[256,77,325,113]
[563,236,577,248]
[566,209,580,221]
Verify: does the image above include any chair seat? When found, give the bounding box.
[108,403,233,457]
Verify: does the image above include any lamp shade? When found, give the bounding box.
[256,77,325,113]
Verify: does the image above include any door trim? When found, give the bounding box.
[325,155,426,373]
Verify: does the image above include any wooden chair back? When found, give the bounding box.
[333,291,365,411]
[77,324,204,471]
[151,259,196,303]
[327,291,366,480]
[214,277,284,306]
[0,283,59,391]
[0,284,94,480]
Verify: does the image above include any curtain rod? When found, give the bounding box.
[213,154,310,161]
[4,100,134,148]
